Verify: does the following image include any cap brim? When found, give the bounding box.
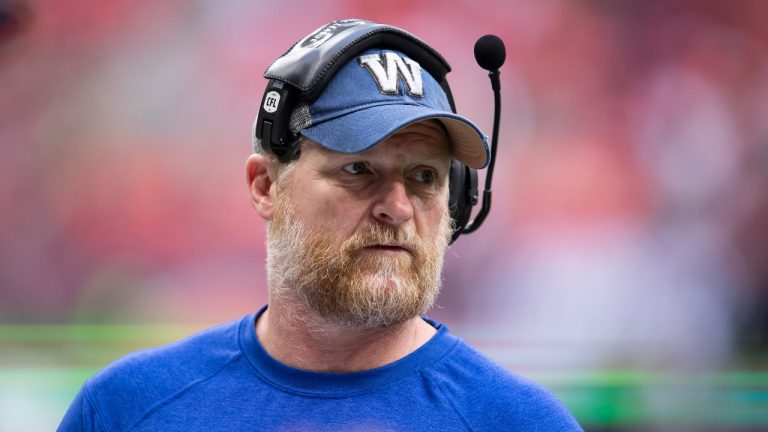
[300,103,490,169]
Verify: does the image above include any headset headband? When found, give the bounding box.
[255,19,457,161]
[265,19,452,103]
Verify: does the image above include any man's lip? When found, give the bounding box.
[363,244,413,254]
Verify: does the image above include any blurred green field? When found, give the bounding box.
[2,324,768,432]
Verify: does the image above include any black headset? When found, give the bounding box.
[254,19,504,244]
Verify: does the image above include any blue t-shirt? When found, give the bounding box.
[59,307,582,431]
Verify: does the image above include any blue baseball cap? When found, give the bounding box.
[289,48,490,169]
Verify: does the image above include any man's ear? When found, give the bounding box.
[246,154,278,220]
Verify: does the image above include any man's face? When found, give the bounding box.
[267,120,453,328]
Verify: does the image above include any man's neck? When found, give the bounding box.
[255,297,437,373]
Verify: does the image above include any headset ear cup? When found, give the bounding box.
[448,160,478,244]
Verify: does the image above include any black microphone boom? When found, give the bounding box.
[463,35,505,234]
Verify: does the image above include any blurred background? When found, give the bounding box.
[1,0,767,430]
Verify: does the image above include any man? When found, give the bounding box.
[60,20,582,431]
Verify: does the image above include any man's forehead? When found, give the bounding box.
[305,120,451,161]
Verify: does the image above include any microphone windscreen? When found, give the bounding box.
[474,35,506,71]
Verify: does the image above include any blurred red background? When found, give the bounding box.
[2,1,768,430]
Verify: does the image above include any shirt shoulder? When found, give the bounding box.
[77,315,248,431]
[424,335,583,431]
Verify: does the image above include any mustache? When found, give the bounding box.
[343,223,418,252]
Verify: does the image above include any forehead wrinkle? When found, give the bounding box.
[377,127,449,159]
[299,120,451,164]
[366,138,448,166]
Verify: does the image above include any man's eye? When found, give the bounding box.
[415,169,436,184]
[342,162,368,175]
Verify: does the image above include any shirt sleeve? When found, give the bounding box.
[58,384,106,432]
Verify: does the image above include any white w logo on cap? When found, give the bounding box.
[358,52,424,97]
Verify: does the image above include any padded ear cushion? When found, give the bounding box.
[448,160,478,243]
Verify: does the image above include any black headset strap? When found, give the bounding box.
[264,19,452,102]
[254,20,459,161]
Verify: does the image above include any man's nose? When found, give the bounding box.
[371,180,414,226]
